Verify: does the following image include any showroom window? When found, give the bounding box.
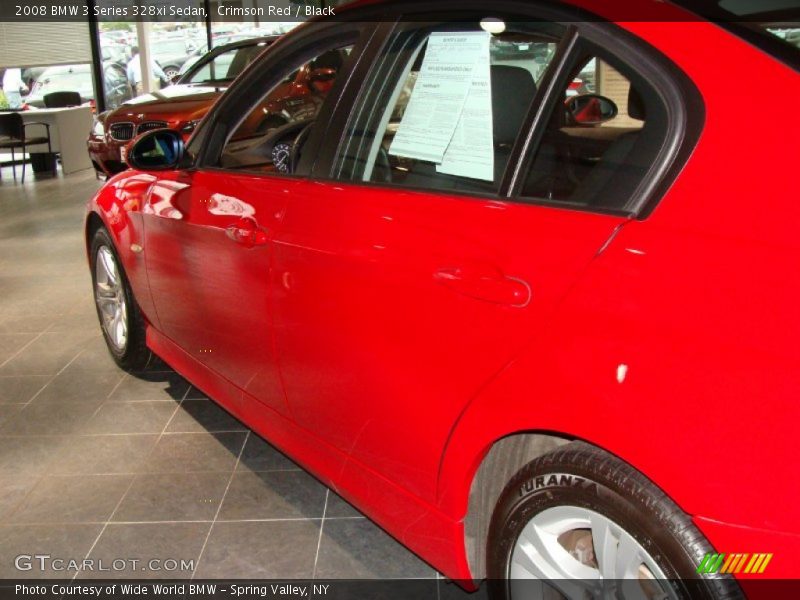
[97,20,208,103]
[215,44,354,172]
[333,20,566,195]
[0,62,130,110]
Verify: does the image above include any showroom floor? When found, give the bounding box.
[0,167,479,596]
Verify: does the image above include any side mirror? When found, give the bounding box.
[308,67,336,93]
[565,94,618,126]
[127,129,185,171]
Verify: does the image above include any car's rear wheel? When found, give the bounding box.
[487,442,743,600]
[90,227,150,371]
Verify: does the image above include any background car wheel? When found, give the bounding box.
[162,66,180,83]
[90,227,151,371]
[486,442,743,600]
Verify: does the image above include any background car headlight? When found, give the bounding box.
[91,117,105,136]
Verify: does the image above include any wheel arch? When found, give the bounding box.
[85,211,106,253]
[84,172,159,330]
[456,426,707,581]
[436,342,708,581]
[461,430,573,580]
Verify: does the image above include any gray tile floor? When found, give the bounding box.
[0,167,479,596]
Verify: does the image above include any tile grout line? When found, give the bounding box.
[83,369,128,423]
[0,516,366,527]
[0,429,252,438]
[17,336,88,407]
[0,347,110,521]
[311,488,330,579]
[2,467,305,477]
[191,429,251,580]
[71,382,192,580]
[103,369,131,402]
[0,330,47,370]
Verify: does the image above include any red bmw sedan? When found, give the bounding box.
[84,0,800,596]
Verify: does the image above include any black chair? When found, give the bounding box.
[0,113,54,183]
[43,91,82,108]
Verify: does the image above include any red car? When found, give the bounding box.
[87,36,342,177]
[85,0,800,596]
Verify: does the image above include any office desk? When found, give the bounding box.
[2,106,93,175]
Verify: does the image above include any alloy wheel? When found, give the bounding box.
[94,245,128,352]
[510,505,677,600]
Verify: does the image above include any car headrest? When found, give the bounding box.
[491,65,536,146]
[311,50,344,72]
[628,85,645,121]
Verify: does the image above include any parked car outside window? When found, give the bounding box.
[25,62,134,109]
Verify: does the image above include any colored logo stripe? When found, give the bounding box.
[697,553,772,574]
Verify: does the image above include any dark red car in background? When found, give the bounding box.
[87,36,342,176]
[85,0,800,596]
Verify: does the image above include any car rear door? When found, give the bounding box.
[271,12,677,504]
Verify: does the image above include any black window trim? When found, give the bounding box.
[191,20,380,178]
[501,25,580,197]
[561,20,704,219]
[312,2,705,220]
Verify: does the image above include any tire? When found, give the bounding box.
[90,227,151,371]
[163,67,180,82]
[486,442,743,600]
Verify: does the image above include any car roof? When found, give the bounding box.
[210,35,280,53]
[330,0,702,22]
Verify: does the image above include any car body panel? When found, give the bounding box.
[85,0,800,583]
[271,180,625,503]
[142,169,289,415]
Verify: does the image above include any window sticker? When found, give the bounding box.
[436,35,493,181]
[389,31,490,164]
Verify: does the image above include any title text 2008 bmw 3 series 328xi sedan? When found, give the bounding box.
[84,1,800,598]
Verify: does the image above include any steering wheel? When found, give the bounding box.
[289,122,314,175]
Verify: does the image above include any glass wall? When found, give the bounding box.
[0,1,338,114]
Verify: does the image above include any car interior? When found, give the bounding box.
[211,27,668,217]
[217,48,352,172]
[340,27,669,214]
[521,50,667,212]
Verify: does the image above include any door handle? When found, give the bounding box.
[433,266,531,307]
[225,217,268,247]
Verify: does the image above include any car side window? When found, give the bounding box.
[216,45,353,173]
[520,44,669,212]
[187,45,264,85]
[333,22,565,195]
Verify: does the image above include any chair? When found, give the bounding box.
[43,91,82,108]
[0,113,54,183]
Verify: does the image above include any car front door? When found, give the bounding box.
[144,26,371,416]
[271,15,672,503]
